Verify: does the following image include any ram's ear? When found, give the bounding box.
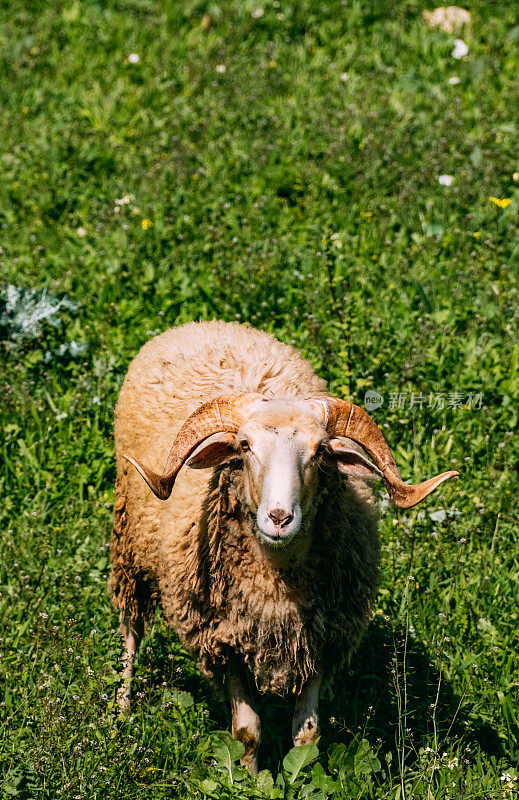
[326,438,384,480]
[186,432,238,469]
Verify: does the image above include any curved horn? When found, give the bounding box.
[307,397,458,508]
[124,393,266,500]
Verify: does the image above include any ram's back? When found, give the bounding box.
[113,321,326,580]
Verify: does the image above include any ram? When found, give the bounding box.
[110,320,457,772]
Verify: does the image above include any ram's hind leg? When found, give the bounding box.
[226,659,261,775]
[111,563,154,712]
[117,612,144,712]
[110,487,155,712]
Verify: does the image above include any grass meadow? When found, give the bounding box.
[0,1,518,797]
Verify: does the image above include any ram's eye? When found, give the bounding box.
[239,441,250,452]
[310,444,325,461]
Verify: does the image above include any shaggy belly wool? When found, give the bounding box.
[157,465,379,696]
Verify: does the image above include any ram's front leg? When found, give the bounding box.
[226,659,261,775]
[292,674,322,746]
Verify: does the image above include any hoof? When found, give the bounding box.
[233,724,260,775]
[240,753,259,776]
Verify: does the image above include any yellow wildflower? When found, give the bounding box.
[489,197,511,208]
[141,218,153,230]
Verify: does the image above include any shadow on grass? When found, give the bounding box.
[258,616,506,772]
[138,616,506,774]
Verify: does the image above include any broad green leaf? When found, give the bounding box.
[163,688,194,708]
[199,778,219,793]
[256,769,275,795]
[283,743,319,784]
[354,739,381,776]
[310,762,338,794]
[211,731,245,786]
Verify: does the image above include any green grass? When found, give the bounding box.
[0,1,518,797]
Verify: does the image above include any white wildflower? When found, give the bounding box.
[439,174,454,186]
[340,72,349,81]
[500,773,517,788]
[452,39,469,59]
[127,53,140,64]
[76,227,86,237]
[115,194,134,205]
[448,76,460,85]
[251,7,264,18]
[215,64,226,73]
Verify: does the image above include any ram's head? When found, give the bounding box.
[125,394,458,549]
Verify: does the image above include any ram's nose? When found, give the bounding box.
[267,508,294,529]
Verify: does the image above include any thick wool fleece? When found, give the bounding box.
[110,321,379,695]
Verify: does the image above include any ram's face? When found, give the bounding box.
[237,405,327,547]
[187,399,383,549]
